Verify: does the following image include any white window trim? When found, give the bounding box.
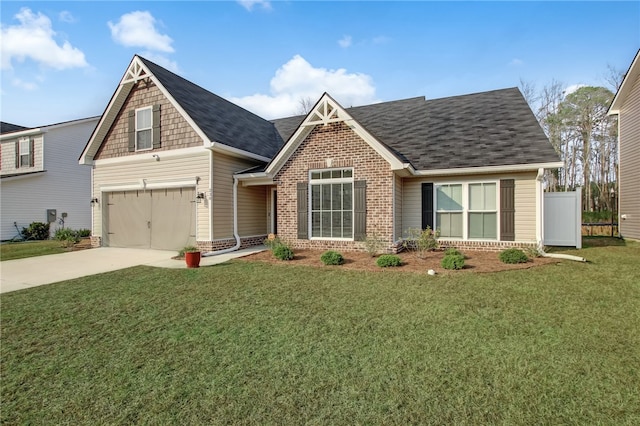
[468,182,498,240]
[308,167,354,241]
[434,180,500,241]
[135,106,153,152]
[19,138,30,168]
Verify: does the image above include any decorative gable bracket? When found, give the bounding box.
[303,96,351,127]
[121,57,150,84]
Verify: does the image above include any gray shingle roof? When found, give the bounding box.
[0,122,28,135]
[139,57,284,159]
[271,88,560,170]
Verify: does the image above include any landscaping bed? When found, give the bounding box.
[239,247,558,273]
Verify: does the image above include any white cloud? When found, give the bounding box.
[338,35,352,48]
[237,1,272,12]
[141,51,179,73]
[564,84,585,96]
[58,11,75,23]
[509,58,524,66]
[231,55,378,119]
[12,78,38,91]
[0,7,88,70]
[108,11,174,53]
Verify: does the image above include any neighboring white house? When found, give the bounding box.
[0,117,99,240]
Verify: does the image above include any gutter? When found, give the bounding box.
[202,176,241,257]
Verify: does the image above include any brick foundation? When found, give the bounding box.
[196,235,267,252]
[90,235,102,248]
[436,240,538,252]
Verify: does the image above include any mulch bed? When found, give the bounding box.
[238,248,559,274]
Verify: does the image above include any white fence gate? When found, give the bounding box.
[544,187,582,248]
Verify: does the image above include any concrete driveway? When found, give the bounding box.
[0,246,265,294]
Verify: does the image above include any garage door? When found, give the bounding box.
[105,188,196,250]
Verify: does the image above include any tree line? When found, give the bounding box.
[520,66,624,213]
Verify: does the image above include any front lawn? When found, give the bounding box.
[2,241,639,424]
[0,240,68,261]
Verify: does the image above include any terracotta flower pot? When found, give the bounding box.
[185,251,201,268]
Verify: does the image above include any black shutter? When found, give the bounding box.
[152,104,161,149]
[421,182,434,230]
[15,141,19,168]
[297,182,308,239]
[500,179,515,241]
[128,110,136,152]
[29,138,35,167]
[354,180,367,241]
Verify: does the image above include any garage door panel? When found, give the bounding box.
[150,188,196,250]
[106,191,151,248]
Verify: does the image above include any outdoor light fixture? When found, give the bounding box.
[90,197,99,205]
[196,192,205,203]
[152,154,160,161]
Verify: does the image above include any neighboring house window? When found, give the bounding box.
[436,184,463,238]
[468,183,497,239]
[434,182,498,240]
[136,107,153,151]
[18,138,32,168]
[310,168,353,239]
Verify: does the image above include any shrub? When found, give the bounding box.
[273,244,294,261]
[54,228,80,247]
[364,233,386,257]
[444,248,462,256]
[321,250,344,265]
[178,245,200,257]
[403,227,439,258]
[21,222,50,240]
[376,254,402,268]
[77,229,91,238]
[441,254,465,270]
[499,248,529,264]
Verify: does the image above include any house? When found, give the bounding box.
[80,55,562,252]
[1,117,99,241]
[608,49,640,241]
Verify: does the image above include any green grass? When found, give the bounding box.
[0,240,68,261]
[2,241,639,424]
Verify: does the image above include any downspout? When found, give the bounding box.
[202,176,240,257]
[536,168,586,262]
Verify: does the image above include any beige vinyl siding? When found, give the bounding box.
[212,152,264,239]
[394,173,403,241]
[92,149,209,240]
[238,185,267,236]
[514,177,536,241]
[619,76,640,240]
[401,172,537,242]
[0,135,44,175]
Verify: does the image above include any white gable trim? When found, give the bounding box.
[265,93,407,176]
[411,161,565,176]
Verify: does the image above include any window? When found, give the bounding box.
[310,168,353,239]
[19,138,31,167]
[434,182,498,240]
[136,107,152,151]
[436,184,463,238]
[468,183,497,239]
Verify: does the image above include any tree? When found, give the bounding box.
[552,86,615,210]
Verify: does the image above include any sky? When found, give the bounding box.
[1,1,639,127]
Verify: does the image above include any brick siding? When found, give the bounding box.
[274,122,395,252]
[95,80,202,160]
